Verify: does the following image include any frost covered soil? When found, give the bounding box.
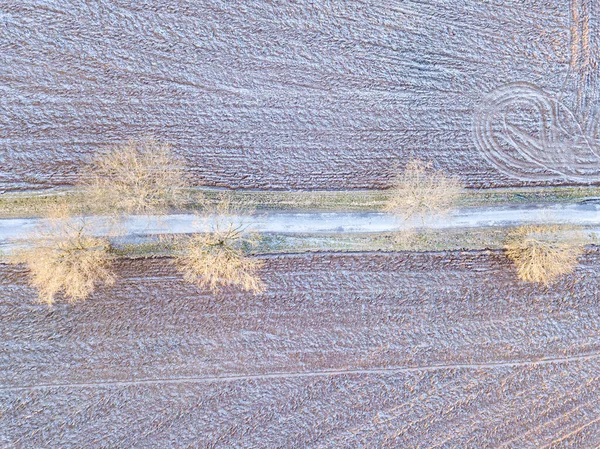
[3,0,600,446]
[0,1,589,191]
[2,252,600,447]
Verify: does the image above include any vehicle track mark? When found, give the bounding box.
[473,0,600,183]
[3,351,600,393]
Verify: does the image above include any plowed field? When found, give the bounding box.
[3,1,599,191]
[2,251,600,447]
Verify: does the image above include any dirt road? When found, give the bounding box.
[2,251,600,447]
[2,203,600,252]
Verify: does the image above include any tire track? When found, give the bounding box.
[3,351,600,393]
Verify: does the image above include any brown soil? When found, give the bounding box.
[2,251,600,447]
[0,1,589,191]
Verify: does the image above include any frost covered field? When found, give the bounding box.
[2,0,599,190]
[2,0,600,447]
[2,253,600,447]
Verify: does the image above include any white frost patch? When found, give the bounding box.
[1,203,599,248]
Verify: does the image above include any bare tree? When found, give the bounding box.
[174,195,265,294]
[79,137,191,215]
[504,224,585,285]
[385,159,463,222]
[10,204,115,305]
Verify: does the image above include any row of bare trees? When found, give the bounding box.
[386,160,587,286]
[11,138,264,305]
[11,142,586,305]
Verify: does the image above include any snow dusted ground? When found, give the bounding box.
[0,1,586,191]
[2,0,600,446]
[2,253,600,447]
